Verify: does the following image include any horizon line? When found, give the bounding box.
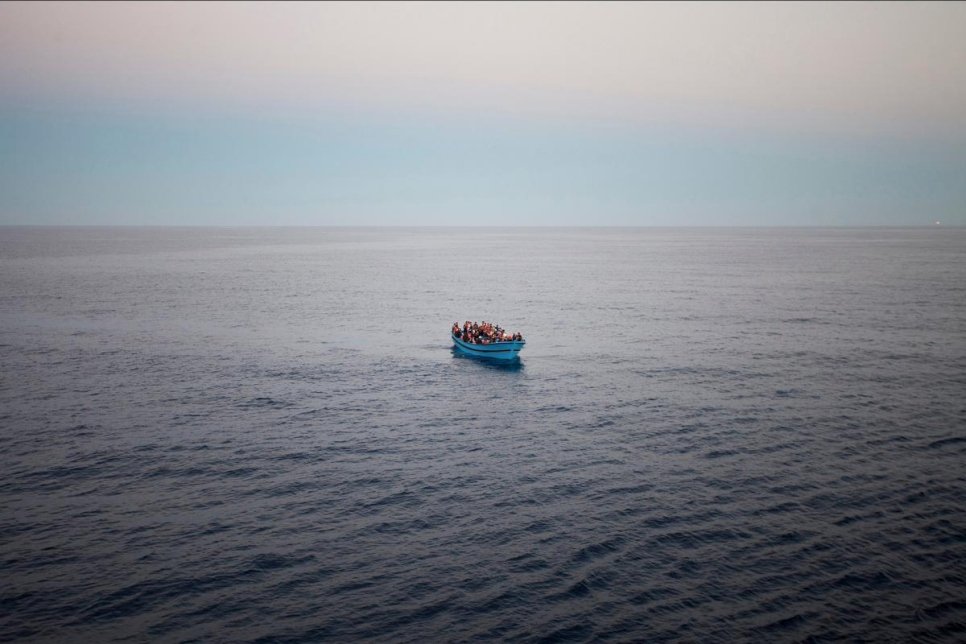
[1,224,959,229]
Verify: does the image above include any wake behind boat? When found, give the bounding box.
[452,320,525,361]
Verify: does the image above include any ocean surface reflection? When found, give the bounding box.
[1,227,964,641]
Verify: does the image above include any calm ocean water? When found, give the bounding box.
[1,227,964,642]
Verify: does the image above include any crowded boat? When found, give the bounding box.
[452,321,523,345]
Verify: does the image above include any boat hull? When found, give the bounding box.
[452,333,525,361]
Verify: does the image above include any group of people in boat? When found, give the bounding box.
[453,321,523,344]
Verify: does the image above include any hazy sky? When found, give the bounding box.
[1,1,964,225]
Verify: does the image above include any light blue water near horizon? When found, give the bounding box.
[1,226,964,641]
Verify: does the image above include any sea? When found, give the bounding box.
[1,226,964,642]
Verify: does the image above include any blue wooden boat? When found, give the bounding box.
[452,332,525,361]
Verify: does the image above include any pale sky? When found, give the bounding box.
[1,1,964,225]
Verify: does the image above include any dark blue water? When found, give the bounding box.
[1,227,964,642]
